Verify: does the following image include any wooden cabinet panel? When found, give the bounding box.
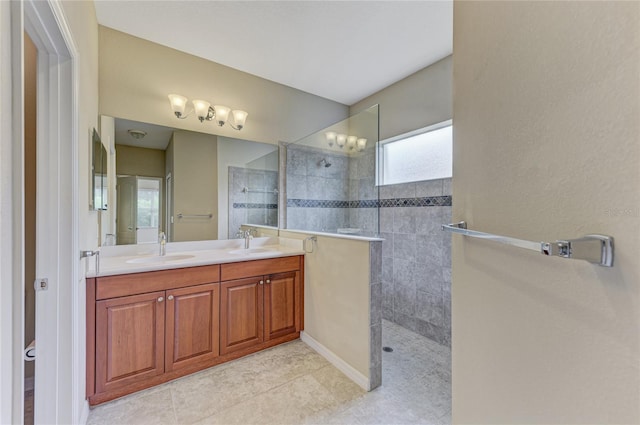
[220,278,264,355]
[264,271,300,341]
[96,265,220,300]
[165,283,220,372]
[220,256,300,281]
[95,291,165,393]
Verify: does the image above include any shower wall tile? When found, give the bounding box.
[393,234,416,262]
[379,178,452,347]
[379,208,394,233]
[393,207,417,234]
[380,232,394,258]
[443,178,452,196]
[415,264,443,296]
[287,175,307,199]
[416,237,444,267]
[380,182,416,200]
[415,179,444,197]
[415,290,443,326]
[286,149,307,176]
[393,312,418,333]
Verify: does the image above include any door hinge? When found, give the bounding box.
[34,278,48,291]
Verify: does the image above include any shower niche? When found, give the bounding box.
[284,105,379,237]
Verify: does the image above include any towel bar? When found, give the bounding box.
[442,221,614,267]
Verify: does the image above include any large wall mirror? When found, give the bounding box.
[101,116,278,245]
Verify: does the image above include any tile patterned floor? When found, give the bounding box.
[87,320,451,425]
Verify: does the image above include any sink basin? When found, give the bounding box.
[228,248,273,255]
[126,254,196,264]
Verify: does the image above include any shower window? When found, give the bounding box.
[378,120,452,185]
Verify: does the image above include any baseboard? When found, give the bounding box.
[300,331,370,391]
[79,400,90,424]
[24,376,34,391]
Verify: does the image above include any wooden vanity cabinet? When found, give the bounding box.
[95,291,165,394]
[220,257,302,355]
[165,282,220,372]
[87,256,303,406]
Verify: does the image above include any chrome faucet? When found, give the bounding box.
[244,229,254,249]
[159,231,166,256]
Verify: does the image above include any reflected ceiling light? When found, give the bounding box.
[127,129,147,140]
[168,94,248,130]
[356,138,367,152]
[346,135,358,150]
[325,131,337,147]
[325,132,367,152]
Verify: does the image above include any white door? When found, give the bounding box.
[23,1,81,423]
[117,176,138,245]
[136,177,161,244]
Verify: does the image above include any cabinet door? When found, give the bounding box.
[264,271,300,341]
[165,283,220,372]
[95,291,165,393]
[220,277,264,355]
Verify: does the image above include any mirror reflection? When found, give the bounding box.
[91,128,107,210]
[104,117,278,245]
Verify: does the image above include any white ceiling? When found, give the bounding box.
[94,0,453,106]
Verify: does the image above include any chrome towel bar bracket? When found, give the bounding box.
[442,221,614,267]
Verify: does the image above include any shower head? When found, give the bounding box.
[319,158,332,168]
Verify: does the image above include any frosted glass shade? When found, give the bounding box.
[213,105,231,126]
[231,110,248,130]
[192,99,211,122]
[347,136,358,150]
[168,94,188,117]
[336,134,347,148]
[325,131,337,146]
[357,138,367,151]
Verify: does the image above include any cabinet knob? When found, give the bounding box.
[266,279,271,284]
[157,296,164,302]
[259,280,264,285]
[167,295,174,300]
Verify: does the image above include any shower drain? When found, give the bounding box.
[382,346,393,352]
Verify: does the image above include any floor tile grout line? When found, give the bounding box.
[185,362,338,425]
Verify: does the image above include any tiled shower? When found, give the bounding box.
[283,104,451,347]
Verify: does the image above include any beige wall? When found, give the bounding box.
[350,55,452,140]
[171,131,218,241]
[60,1,100,422]
[98,26,349,146]
[279,231,372,378]
[115,144,165,178]
[452,2,640,423]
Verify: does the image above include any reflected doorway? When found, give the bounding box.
[116,176,162,244]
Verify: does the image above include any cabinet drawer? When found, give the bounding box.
[220,256,301,281]
[96,265,220,300]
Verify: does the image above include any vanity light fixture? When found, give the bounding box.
[324,132,367,151]
[168,94,248,131]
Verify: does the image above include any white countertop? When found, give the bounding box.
[87,237,305,278]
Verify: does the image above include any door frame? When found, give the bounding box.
[8,1,81,423]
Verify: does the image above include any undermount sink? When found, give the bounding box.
[228,248,273,255]
[126,254,196,264]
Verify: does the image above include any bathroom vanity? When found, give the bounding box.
[85,240,304,405]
